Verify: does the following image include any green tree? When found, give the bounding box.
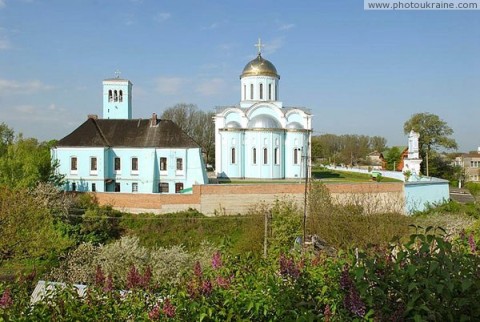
[0,135,62,189]
[311,133,388,165]
[384,147,402,171]
[403,112,457,176]
[161,103,215,166]
[0,122,14,156]
[370,136,387,153]
[0,186,71,264]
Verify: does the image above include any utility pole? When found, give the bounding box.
[264,210,269,258]
[302,141,309,247]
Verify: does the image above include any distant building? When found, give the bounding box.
[366,151,383,167]
[214,40,312,179]
[454,148,480,182]
[52,77,208,193]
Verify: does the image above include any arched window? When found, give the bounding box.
[274,148,280,165]
[250,84,254,100]
[243,84,246,100]
[231,148,236,164]
[293,148,300,165]
[252,148,257,165]
[268,84,272,100]
[275,85,278,100]
[259,83,263,99]
[263,148,268,164]
[114,90,118,102]
[119,90,123,102]
[108,90,113,102]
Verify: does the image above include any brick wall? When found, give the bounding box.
[94,182,404,215]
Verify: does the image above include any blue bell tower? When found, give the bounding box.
[102,71,132,119]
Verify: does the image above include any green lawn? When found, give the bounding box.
[312,168,401,182]
[216,168,401,184]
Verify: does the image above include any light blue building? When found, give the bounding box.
[214,42,312,179]
[52,77,208,193]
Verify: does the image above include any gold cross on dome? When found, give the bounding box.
[254,38,264,55]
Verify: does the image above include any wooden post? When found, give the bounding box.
[303,140,309,247]
[264,210,268,258]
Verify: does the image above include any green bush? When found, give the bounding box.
[1,230,480,321]
[350,228,480,320]
[307,182,412,249]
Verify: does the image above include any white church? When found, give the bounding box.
[214,41,312,179]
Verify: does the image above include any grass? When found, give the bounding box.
[312,168,401,182]
[216,167,401,184]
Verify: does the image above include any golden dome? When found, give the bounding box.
[241,54,279,79]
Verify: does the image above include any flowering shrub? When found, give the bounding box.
[1,230,479,320]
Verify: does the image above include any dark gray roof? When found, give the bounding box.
[56,118,200,148]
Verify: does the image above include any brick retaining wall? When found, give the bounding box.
[94,182,404,215]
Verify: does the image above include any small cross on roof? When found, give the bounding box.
[254,38,264,55]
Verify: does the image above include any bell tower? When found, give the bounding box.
[102,71,133,119]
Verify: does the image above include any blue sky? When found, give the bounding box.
[0,0,478,151]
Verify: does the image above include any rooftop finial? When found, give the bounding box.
[114,69,121,79]
[254,38,264,55]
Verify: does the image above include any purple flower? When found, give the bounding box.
[279,254,301,279]
[339,265,352,290]
[187,280,198,299]
[95,265,105,286]
[148,304,160,320]
[201,280,213,296]
[126,265,142,289]
[324,304,332,322]
[344,288,366,317]
[0,288,13,309]
[194,261,203,278]
[142,266,153,288]
[162,298,176,318]
[103,274,113,293]
[215,276,230,289]
[339,265,366,317]
[468,233,477,253]
[211,251,222,270]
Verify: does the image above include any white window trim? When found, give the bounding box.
[90,157,98,175]
[70,156,78,175]
[131,157,139,175]
[114,157,121,174]
[176,158,184,176]
[160,157,168,176]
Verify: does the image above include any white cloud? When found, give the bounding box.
[0,78,54,94]
[154,12,171,22]
[0,103,81,140]
[195,78,226,96]
[278,23,295,31]
[154,76,187,95]
[263,37,285,55]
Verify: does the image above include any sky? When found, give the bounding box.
[0,0,478,151]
